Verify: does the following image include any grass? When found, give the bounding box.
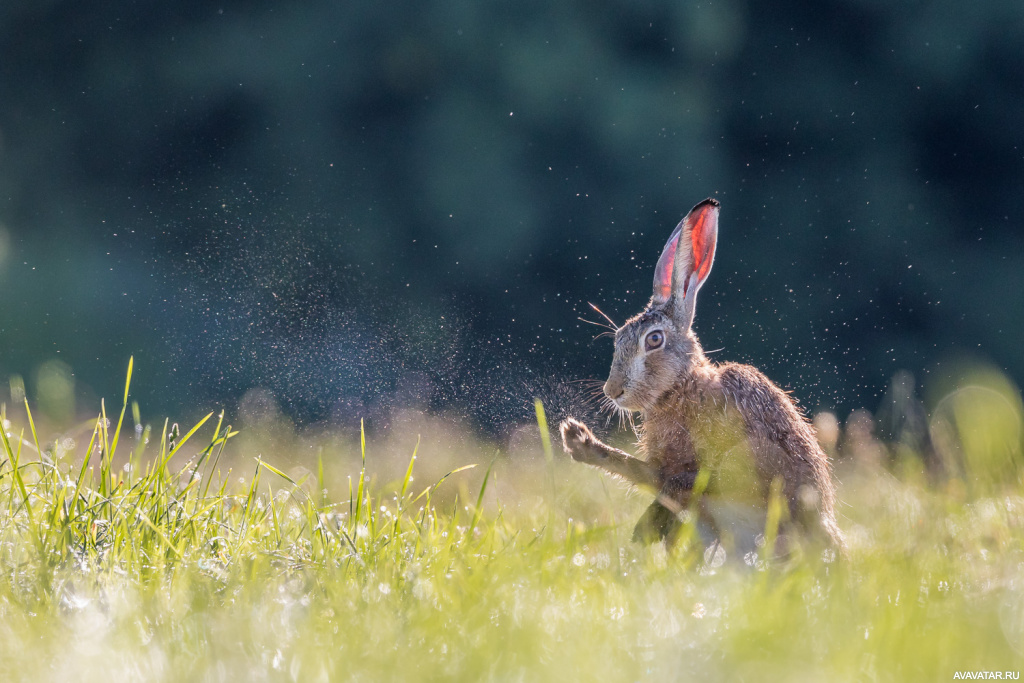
[0,361,1022,682]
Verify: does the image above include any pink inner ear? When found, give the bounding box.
[653,201,717,304]
[652,227,682,302]
[689,203,718,286]
[655,236,679,301]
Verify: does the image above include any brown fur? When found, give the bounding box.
[559,199,844,551]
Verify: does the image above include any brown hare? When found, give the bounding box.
[559,198,844,554]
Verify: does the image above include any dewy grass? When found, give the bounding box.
[0,361,1021,682]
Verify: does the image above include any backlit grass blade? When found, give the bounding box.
[762,476,788,560]
[0,409,16,465]
[166,412,214,462]
[533,399,554,464]
[186,411,225,494]
[354,418,367,530]
[534,399,557,506]
[108,356,133,467]
[411,464,477,505]
[0,425,32,522]
[317,449,325,507]
[236,458,264,551]
[469,453,497,537]
[71,417,102,518]
[100,397,111,497]
[393,438,420,537]
[201,422,235,500]
[669,467,712,561]
[22,399,42,461]
[400,437,419,500]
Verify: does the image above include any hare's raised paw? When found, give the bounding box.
[559,418,601,463]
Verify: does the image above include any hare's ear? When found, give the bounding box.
[650,198,719,328]
[651,221,685,307]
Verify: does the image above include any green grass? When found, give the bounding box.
[0,361,1022,682]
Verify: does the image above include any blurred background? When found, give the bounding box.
[0,0,1021,438]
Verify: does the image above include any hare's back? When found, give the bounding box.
[717,362,843,548]
[717,362,828,471]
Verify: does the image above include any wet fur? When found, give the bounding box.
[560,200,844,551]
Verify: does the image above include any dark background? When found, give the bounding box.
[0,0,1021,433]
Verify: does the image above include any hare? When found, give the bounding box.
[560,198,844,553]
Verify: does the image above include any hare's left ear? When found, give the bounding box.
[650,198,719,330]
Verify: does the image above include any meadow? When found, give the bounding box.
[0,360,1022,682]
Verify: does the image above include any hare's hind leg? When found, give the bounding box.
[632,470,714,545]
[632,501,680,544]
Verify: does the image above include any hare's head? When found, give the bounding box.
[603,199,719,411]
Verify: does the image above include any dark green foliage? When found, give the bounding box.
[0,1,1021,424]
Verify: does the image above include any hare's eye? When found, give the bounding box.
[644,330,665,351]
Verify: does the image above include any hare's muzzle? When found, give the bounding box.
[604,376,625,402]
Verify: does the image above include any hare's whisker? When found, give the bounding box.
[588,302,619,329]
[577,316,617,332]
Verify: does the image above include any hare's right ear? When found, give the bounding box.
[650,198,719,330]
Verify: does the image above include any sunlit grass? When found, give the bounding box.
[0,361,1022,681]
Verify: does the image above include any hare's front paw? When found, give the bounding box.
[559,418,599,463]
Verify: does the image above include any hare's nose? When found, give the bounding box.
[604,379,625,401]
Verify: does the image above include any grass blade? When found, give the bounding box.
[468,453,497,537]
[166,412,214,462]
[108,356,133,466]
